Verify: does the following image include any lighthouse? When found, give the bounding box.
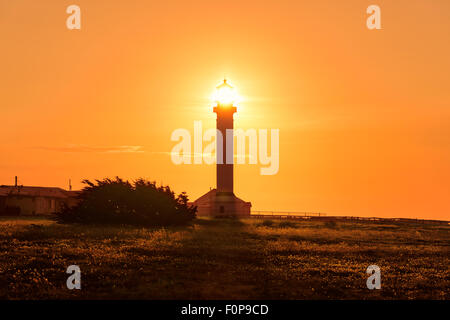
[192,79,251,216]
[214,79,236,195]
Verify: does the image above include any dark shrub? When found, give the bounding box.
[278,221,298,228]
[324,220,337,228]
[54,177,196,227]
[261,220,274,227]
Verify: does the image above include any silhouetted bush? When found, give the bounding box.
[54,177,196,227]
[261,220,274,227]
[324,220,337,228]
[278,221,298,229]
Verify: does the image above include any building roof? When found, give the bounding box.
[0,185,76,199]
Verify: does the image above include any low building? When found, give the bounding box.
[0,185,79,216]
[191,189,251,217]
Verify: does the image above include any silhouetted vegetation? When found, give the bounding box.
[53,177,196,227]
[258,220,298,228]
[261,219,274,227]
[278,221,298,228]
[324,220,338,228]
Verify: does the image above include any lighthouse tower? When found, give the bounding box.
[192,80,251,216]
[214,79,236,195]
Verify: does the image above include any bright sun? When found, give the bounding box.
[211,79,241,106]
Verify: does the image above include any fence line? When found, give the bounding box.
[251,210,325,217]
[250,211,450,225]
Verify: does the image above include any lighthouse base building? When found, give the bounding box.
[193,189,251,217]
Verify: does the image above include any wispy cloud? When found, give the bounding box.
[158,152,256,160]
[34,146,257,160]
[34,145,145,153]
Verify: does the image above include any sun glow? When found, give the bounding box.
[211,79,241,106]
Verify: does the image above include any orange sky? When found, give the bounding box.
[1,0,449,220]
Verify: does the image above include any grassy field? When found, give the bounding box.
[0,216,448,299]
